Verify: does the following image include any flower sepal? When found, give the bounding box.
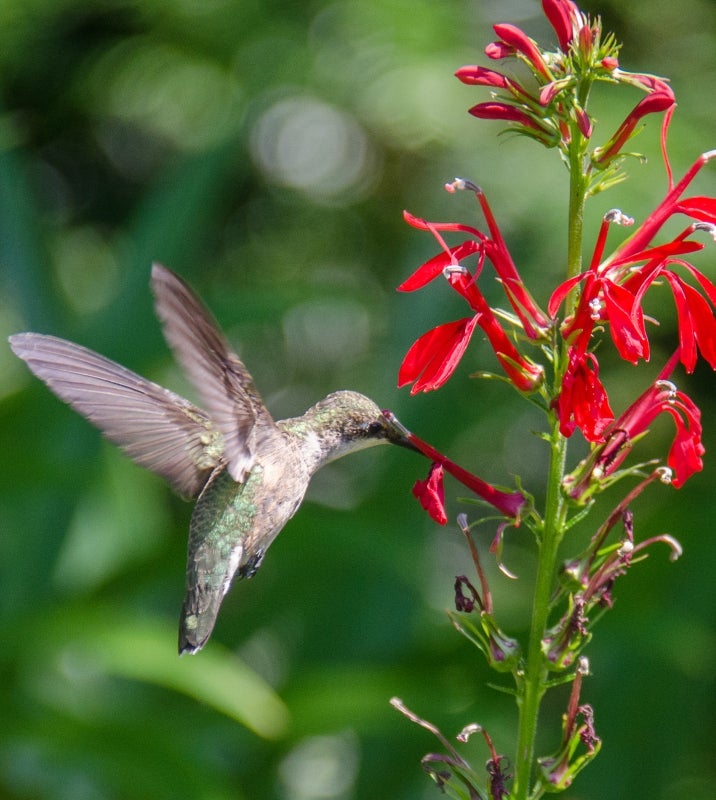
[449,608,522,673]
[536,658,601,792]
[541,594,591,671]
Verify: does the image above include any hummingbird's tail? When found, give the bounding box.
[178,589,224,655]
[178,467,249,655]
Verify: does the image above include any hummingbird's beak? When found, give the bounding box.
[381,410,422,453]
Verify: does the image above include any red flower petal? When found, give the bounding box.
[412,462,447,525]
[548,272,586,318]
[493,23,551,79]
[398,316,479,394]
[664,396,704,487]
[542,0,579,51]
[397,240,481,292]
[454,65,511,88]
[557,350,614,441]
[468,102,541,130]
[675,196,716,224]
[601,280,649,363]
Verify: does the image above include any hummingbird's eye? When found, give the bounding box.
[366,421,385,437]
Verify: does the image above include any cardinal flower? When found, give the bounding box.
[412,462,448,525]
[382,412,527,521]
[550,146,716,372]
[542,0,583,51]
[594,90,676,165]
[556,349,614,441]
[567,352,704,498]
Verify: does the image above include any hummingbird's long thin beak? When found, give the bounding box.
[381,410,422,453]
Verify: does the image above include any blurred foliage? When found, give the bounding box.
[0,0,714,798]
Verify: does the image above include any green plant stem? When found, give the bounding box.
[512,142,588,800]
[512,429,568,799]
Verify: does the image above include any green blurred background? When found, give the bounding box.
[1,0,714,797]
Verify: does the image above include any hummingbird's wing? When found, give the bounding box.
[9,333,224,498]
[151,263,274,484]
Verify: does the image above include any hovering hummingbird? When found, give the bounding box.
[9,264,418,654]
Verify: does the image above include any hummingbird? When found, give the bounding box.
[9,264,417,654]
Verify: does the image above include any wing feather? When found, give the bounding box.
[9,332,223,498]
[151,263,275,482]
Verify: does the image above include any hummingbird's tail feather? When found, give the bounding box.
[178,467,248,654]
[178,588,225,655]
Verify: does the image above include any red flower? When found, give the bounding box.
[412,463,448,525]
[468,101,544,132]
[489,23,552,81]
[556,349,614,441]
[382,412,527,520]
[550,145,716,374]
[455,65,515,92]
[568,352,704,496]
[398,188,547,394]
[402,185,550,338]
[542,0,583,51]
[594,90,676,165]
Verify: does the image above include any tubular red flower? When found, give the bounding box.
[485,40,514,60]
[575,106,593,138]
[552,191,716,373]
[591,352,704,489]
[455,65,511,89]
[542,0,582,51]
[407,431,527,519]
[577,23,594,59]
[492,23,552,80]
[556,350,614,441]
[446,269,544,392]
[468,101,543,131]
[595,91,676,165]
[412,462,448,525]
[399,192,549,342]
[381,412,527,520]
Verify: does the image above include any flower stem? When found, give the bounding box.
[512,427,568,799]
[565,131,589,304]
[512,137,588,799]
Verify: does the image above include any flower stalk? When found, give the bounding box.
[392,1,713,797]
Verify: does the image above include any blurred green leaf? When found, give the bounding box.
[22,607,289,740]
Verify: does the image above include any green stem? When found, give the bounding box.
[512,429,568,799]
[511,142,588,800]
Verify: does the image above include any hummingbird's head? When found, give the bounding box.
[302,390,419,466]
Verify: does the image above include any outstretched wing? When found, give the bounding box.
[9,333,224,498]
[151,263,275,484]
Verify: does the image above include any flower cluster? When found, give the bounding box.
[393,1,715,797]
[397,0,715,521]
[398,183,548,396]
